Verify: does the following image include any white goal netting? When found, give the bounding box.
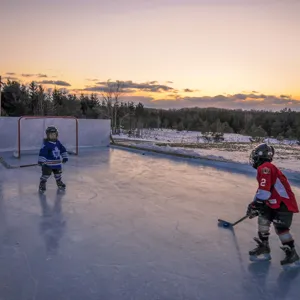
[13,117,78,158]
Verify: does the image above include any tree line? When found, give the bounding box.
[1,79,300,140]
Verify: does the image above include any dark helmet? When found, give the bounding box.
[249,143,274,169]
[45,126,58,140]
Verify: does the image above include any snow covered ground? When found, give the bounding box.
[113,129,300,173]
[113,129,298,145]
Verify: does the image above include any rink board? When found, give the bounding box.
[0,117,111,153]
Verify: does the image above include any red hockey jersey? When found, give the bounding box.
[256,162,299,213]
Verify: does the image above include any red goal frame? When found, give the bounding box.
[16,115,79,158]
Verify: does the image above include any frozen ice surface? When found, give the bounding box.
[1,147,300,300]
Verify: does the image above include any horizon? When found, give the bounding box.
[2,76,300,113]
[1,0,300,111]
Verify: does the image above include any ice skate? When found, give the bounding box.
[39,180,46,193]
[249,237,271,262]
[56,180,66,190]
[280,245,300,270]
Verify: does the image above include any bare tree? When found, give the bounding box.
[101,80,124,133]
[36,85,45,115]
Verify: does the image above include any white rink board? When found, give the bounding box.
[0,117,111,153]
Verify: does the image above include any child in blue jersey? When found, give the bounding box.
[38,126,68,192]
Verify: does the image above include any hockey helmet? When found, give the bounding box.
[249,143,274,169]
[45,126,58,140]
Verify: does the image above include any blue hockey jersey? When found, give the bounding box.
[38,140,68,169]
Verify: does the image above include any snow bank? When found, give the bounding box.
[113,129,298,145]
[115,141,300,174]
[112,129,300,173]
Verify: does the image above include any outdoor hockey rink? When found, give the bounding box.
[1,147,300,300]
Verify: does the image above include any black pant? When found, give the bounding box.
[258,202,294,246]
[262,202,293,231]
[40,165,62,182]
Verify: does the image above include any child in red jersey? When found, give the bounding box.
[247,143,299,267]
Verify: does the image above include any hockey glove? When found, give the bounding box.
[246,199,267,219]
[62,158,68,164]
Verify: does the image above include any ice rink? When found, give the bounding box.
[1,147,300,300]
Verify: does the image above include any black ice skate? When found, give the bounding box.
[249,237,271,262]
[39,180,46,193]
[280,245,300,270]
[56,180,66,190]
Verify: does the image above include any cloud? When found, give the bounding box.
[233,93,267,100]
[21,73,34,77]
[86,80,176,93]
[5,72,16,75]
[82,80,200,95]
[118,93,300,111]
[232,93,248,100]
[21,73,48,78]
[76,79,300,110]
[37,80,71,87]
[37,74,48,78]
[280,94,291,99]
[86,78,99,82]
[78,85,134,93]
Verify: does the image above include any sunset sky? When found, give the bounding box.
[1,0,300,110]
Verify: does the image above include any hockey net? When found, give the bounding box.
[13,116,78,158]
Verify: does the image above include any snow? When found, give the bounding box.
[115,129,252,143]
[113,129,299,145]
[123,143,300,173]
[113,129,300,173]
[1,148,300,300]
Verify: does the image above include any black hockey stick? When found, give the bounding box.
[218,215,248,228]
[0,157,38,169]
[16,163,38,168]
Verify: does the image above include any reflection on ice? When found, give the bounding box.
[39,191,66,256]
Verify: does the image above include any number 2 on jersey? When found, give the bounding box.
[260,178,266,187]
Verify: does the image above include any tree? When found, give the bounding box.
[101,80,124,133]
[2,78,300,141]
[222,122,234,133]
[249,124,267,137]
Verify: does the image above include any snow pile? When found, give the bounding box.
[120,141,299,173]
[132,143,234,163]
[186,146,300,173]
[113,129,300,173]
[113,129,298,145]
[114,129,205,143]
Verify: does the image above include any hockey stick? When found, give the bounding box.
[0,157,10,168]
[15,163,38,168]
[0,157,38,169]
[218,215,248,228]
